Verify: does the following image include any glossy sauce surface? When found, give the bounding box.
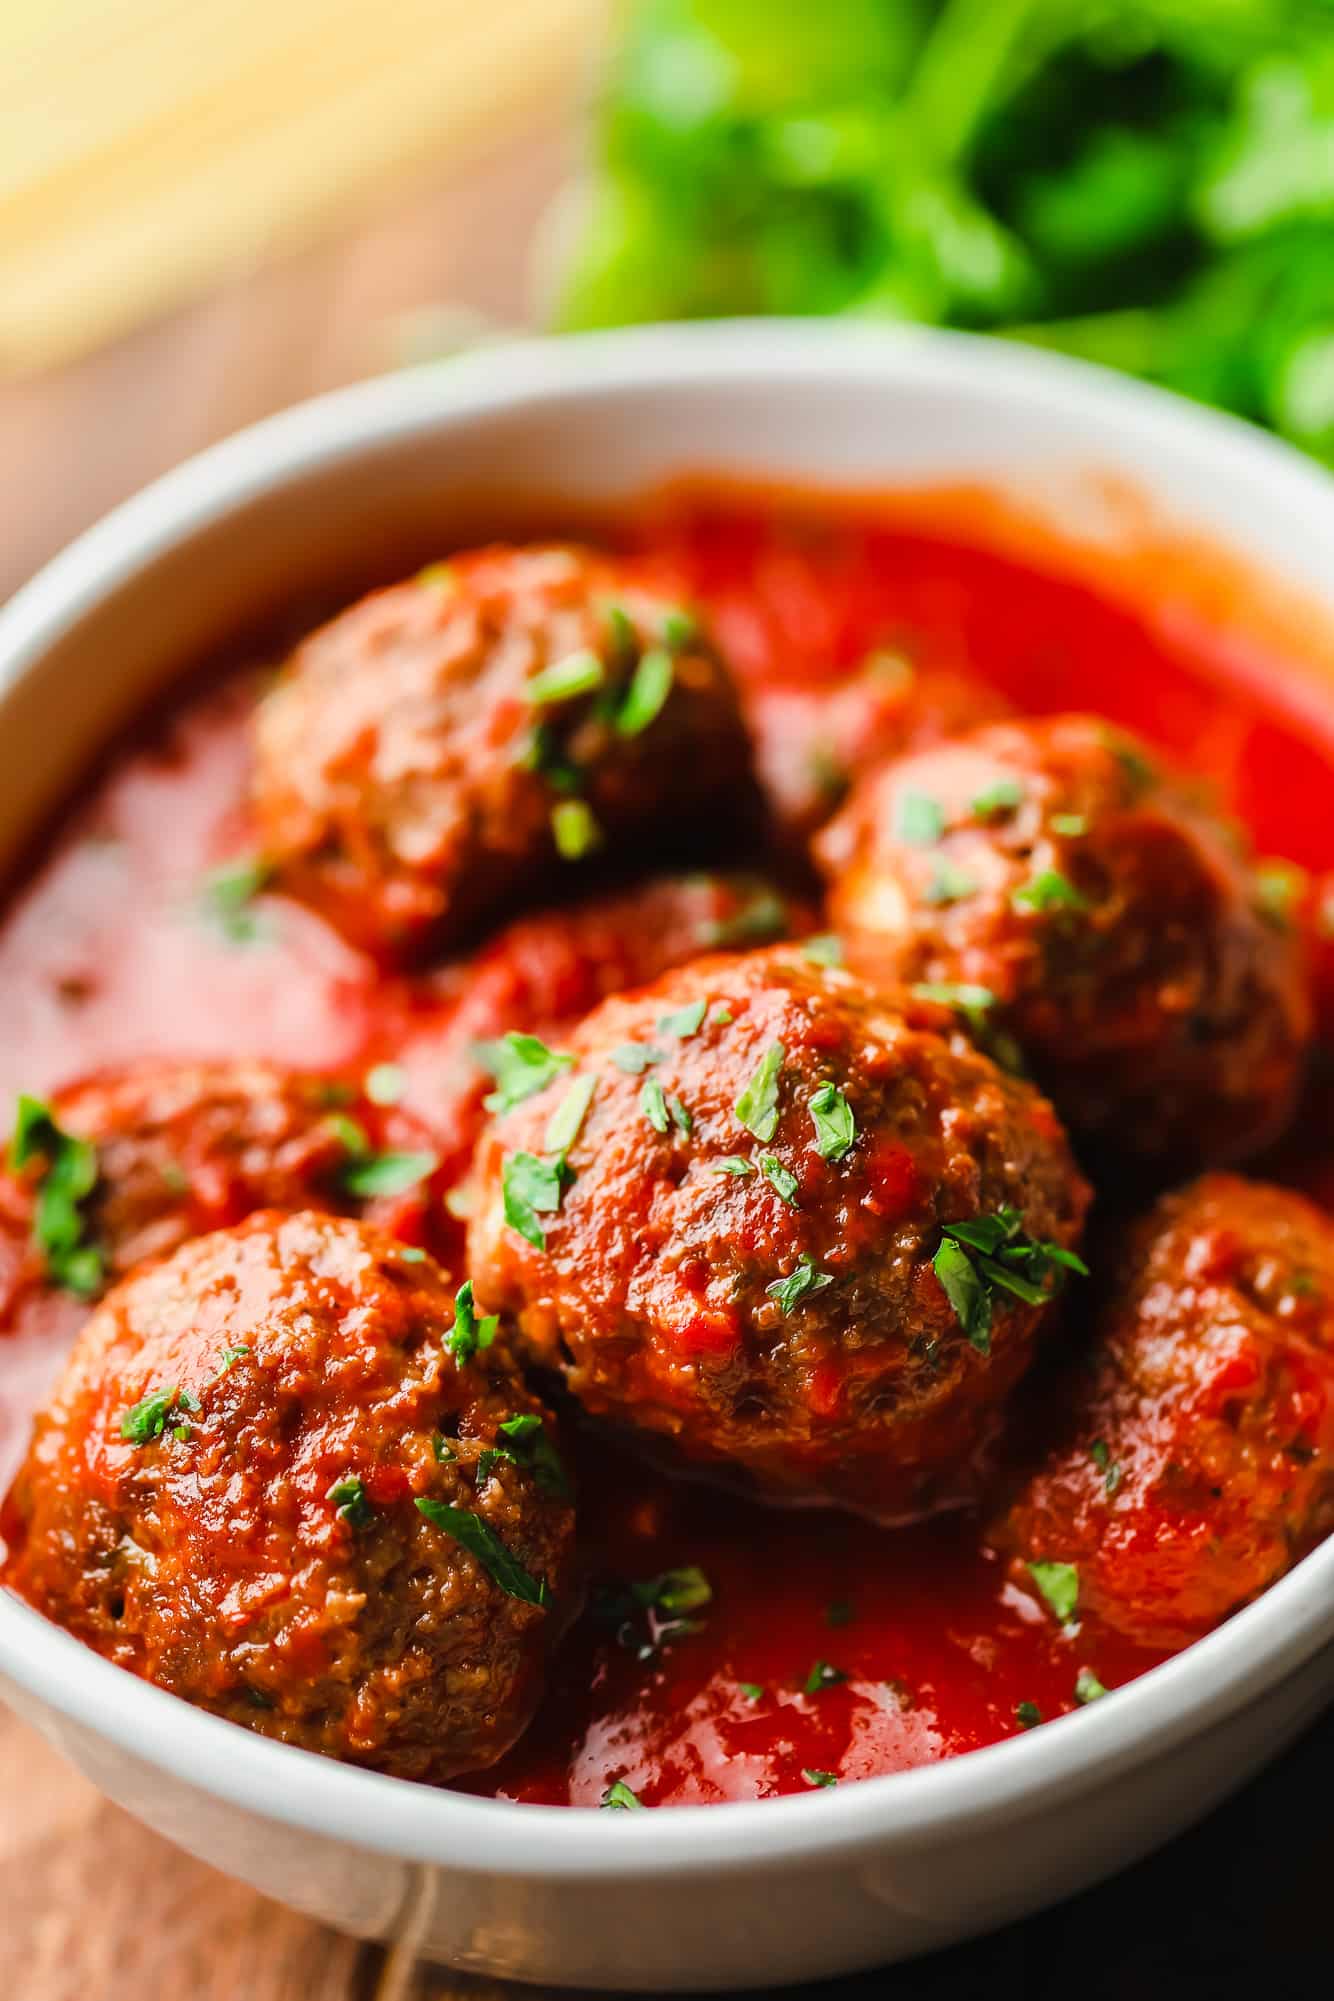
[3,496,1333,1804]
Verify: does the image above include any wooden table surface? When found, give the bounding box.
[4,126,1334,2001]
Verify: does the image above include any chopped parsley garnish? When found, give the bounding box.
[365,1063,405,1106]
[502,1150,572,1250]
[635,1566,712,1617]
[611,1042,663,1074]
[478,1412,571,1500]
[216,1345,251,1374]
[1255,860,1306,931]
[400,1246,427,1263]
[615,648,674,736]
[697,888,788,949]
[895,791,944,846]
[1089,1438,1123,1497]
[759,1154,800,1206]
[595,1565,713,1658]
[339,1149,437,1199]
[517,722,582,792]
[1111,741,1157,798]
[661,606,697,649]
[826,1598,855,1628]
[711,1155,755,1176]
[667,1093,693,1135]
[922,860,977,906]
[199,856,273,943]
[1012,869,1089,914]
[911,981,1025,1075]
[803,1660,848,1694]
[449,1279,499,1367]
[739,1681,765,1702]
[640,1078,670,1133]
[802,933,843,967]
[1051,813,1089,837]
[10,1095,105,1297]
[658,999,707,1039]
[972,778,1025,819]
[767,1254,833,1316]
[327,1473,373,1531]
[735,1041,785,1141]
[1015,1701,1042,1730]
[476,1032,574,1113]
[551,798,603,860]
[545,1074,596,1154]
[802,1769,838,1789]
[601,599,636,659]
[326,1111,370,1157]
[933,1210,1088,1355]
[1028,1560,1080,1625]
[119,1387,180,1445]
[808,1083,856,1162]
[1075,1668,1108,1704]
[526,648,605,706]
[710,1006,734,1025]
[601,1780,646,1810]
[432,1432,457,1464]
[414,1497,550,1607]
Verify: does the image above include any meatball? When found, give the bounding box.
[749,663,1012,847]
[994,1176,1334,1648]
[0,1061,443,1314]
[818,715,1311,1170]
[2,1211,577,1781]
[468,947,1090,1519]
[253,546,755,956]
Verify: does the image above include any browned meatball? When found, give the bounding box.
[0,1061,443,1313]
[253,546,755,956]
[468,947,1090,1520]
[818,715,1311,1170]
[1,1211,577,1781]
[993,1176,1334,1649]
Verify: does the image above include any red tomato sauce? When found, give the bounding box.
[3,492,1333,1804]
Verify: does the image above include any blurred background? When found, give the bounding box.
[6,0,1334,604]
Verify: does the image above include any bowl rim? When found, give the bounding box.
[2,318,1334,1881]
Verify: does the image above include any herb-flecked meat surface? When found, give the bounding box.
[468,947,1090,1520]
[994,1175,1334,1648]
[817,714,1311,1170]
[253,545,755,957]
[1,1211,577,1781]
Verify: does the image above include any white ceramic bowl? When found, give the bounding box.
[3,324,1334,1990]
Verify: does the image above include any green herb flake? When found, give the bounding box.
[1012,869,1090,915]
[935,1210,1088,1354]
[601,1779,646,1810]
[1051,813,1089,837]
[502,1150,572,1250]
[1089,1438,1123,1497]
[1255,860,1306,931]
[739,1681,765,1703]
[895,791,945,846]
[1015,1701,1042,1730]
[327,1473,373,1531]
[340,1149,437,1199]
[119,1387,178,1445]
[640,1078,670,1133]
[476,1032,574,1113]
[972,778,1026,819]
[667,1094,693,1135]
[526,648,605,706]
[1028,1560,1080,1625]
[449,1278,500,1368]
[611,1041,664,1074]
[10,1095,106,1297]
[545,1073,596,1154]
[399,1245,428,1263]
[912,982,997,1025]
[735,1041,785,1142]
[199,857,273,944]
[933,1236,992,1355]
[657,999,707,1039]
[759,1154,800,1207]
[480,1412,572,1500]
[803,1659,849,1694]
[922,860,977,906]
[802,933,843,967]
[218,1345,251,1373]
[710,1006,734,1026]
[431,1432,457,1464]
[632,1566,713,1616]
[414,1496,550,1607]
[1075,1667,1108,1705]
[802,1769,839,1789]
[808,1082,856,1163]
[766,1254,833,1316]
[551,798,603,861]
[711,1155,755,1177]
[616,648,674,736]
[661,607,697,649]
[697,889,788,949]
[365,1062,406,1106]
[326,1111,370,1158]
